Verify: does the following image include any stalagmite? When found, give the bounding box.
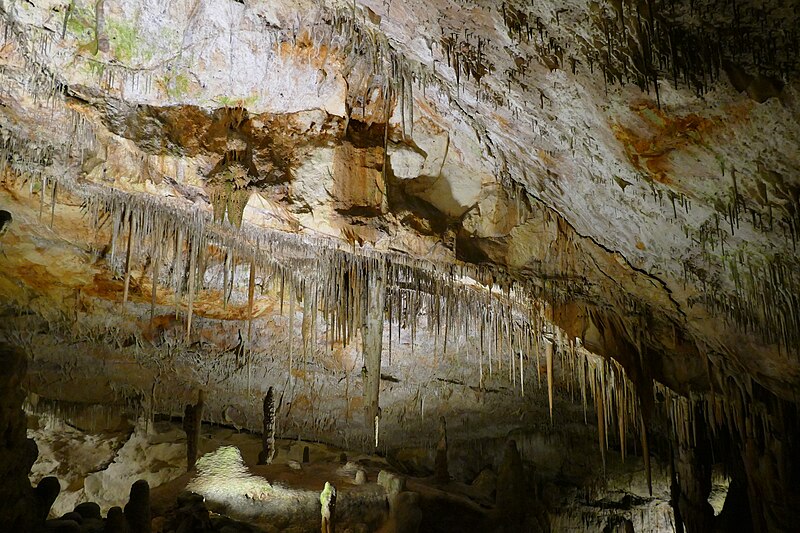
[258,387,276,465]
[320,481,336,533]
[182,390,204,471]
[123,480,151,533]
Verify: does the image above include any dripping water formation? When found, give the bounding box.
[0,0,798,532]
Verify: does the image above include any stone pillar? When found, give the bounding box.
[258,387,276,465]
[362,266,385,451]
[183,390,205,471]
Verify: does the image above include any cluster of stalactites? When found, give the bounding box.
[6,155,663,487]
[65,171,547,356]
[558,339,650,489]
[656,375,775,453]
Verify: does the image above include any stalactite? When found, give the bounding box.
[122,213,133,306]
[288,280,295,387]
[222,251,230,309]
[150,243,159,325]
[49,181,56,228]
[641,412,652,496]
[596,375,606,473]
[173,228,183,319]
[363,264,385,452]
[546,339,554,424]
[302,284,312,373]
[247,258,256,344]
[185,241,196,342]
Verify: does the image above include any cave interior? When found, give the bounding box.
[0,0,798,532]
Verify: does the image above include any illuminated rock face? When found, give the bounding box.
[0,0,798,530]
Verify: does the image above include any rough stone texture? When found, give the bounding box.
[258,387,276,465]
[0,0,798,530]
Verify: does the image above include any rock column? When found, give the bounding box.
[362,266,385,451]
[258,387,276,465]
[183,390,205,471]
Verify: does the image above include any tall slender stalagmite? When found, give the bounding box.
[258,387,276,465]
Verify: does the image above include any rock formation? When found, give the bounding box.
[0,0,798,530]
[258,386,276,465]
[183,391,205,472]
[124,480,151,533]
